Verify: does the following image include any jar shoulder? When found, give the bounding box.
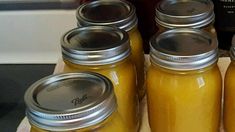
[225,62,235,87]
[225,62,235,77]
[63,59,136,81]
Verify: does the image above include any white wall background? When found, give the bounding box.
[0,10,77,64]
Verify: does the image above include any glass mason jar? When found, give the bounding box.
[224,43,235,132]
[24,72,129,132]
[76,0,145,100]
[155,0,216,36]
[60,26,138,131]
[147,29,222,132]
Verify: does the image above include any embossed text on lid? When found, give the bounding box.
[25,72,116,131]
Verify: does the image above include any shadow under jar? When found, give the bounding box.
[24,72,129,132]
[147,29,222,132]
[224,42,235,132]
[155,0,216,36]
[76,0,145,100]
[60,26,139,132]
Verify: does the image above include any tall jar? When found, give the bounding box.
[25,72,129,132]
[76,0,145,100]
[155,0,216,36]
[224,42,235,132]
[60,26,138,131]
[147,29,222,132]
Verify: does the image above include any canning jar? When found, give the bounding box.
[224,42,235,132]
[60,26,138,131]
[76,0,145,100]
[155,0,216,36]
[25,72,129,132]
[147,29,222,132]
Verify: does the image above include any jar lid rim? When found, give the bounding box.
[155,0,215,28]
[150,28,218,70]
[25,72,117,131]
[76,0,137,31]
[61,26,131,65]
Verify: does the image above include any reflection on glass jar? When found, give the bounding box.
[147,29,222,132]
[25,72,129,132]
[155,0,216,36]
[60,26,139,131]
[224,43,235,132]
[76,0,145,100]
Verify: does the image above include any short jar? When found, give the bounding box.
[76,0,145,100]
[147,29,222,132]
[224,43,235,132]
[25,72,129,132]
[155,0,216,36]
[61,26,139,131]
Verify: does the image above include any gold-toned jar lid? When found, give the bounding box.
[155,0,215,28]
[76,0,137,31]
[150,28,218,70]
[61,26,131,65]
[25,72,116,131]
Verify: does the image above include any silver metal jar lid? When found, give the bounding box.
[155,0,215,28]
[230,35,235,60]
[24,72,117,131]
[61,26,131,65]
[149,28,218,71]
[76,0,137,31]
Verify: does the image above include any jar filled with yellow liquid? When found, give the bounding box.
[224,42,235,132]
[25,72,129,132]
[61,26,138,131]
[76,0,145,100]
[155,0,216,36]
[147,28,222,132]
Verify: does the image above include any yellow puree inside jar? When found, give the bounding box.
[61,58,138,131]
[128,26,145,100]
[224,61,235,132]
[30,111,129,132]
[147,64,222,132]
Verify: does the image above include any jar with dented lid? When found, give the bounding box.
[76,0,145,100]
[147,29,222,132]
[24,72,129,132]
[60,26,139,131]
[224,37,235,132]
[155,0,216,36]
